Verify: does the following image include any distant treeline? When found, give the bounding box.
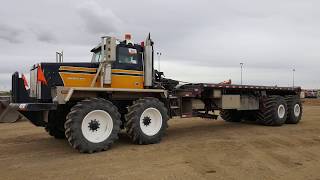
[0,91,10,96]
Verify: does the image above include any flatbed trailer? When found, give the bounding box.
[169,83,301,121]
[6,34,303,153]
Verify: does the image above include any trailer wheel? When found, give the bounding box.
[242,111,258,121]
[65,98,121,153]
[257,96,288,126]
[125,98,169,145]
[45,109,67,139]
[220,110,242,122]
[285,96,302,124]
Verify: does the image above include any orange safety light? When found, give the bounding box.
[125,33,132,40]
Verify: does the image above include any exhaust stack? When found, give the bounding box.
[144,33,153,87]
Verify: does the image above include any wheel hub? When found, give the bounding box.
[81,110,114,143]
[277,104,286,119]
[139,108,163,136]
[294,104,301,117]
[88,119,100,132]
[143,116,151,126]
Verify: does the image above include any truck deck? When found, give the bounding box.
[169,83,301,119]
[178,83,299,92]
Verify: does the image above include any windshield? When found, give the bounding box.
[91,46,140,64]
[118,47,138,64]
[91,51,101,62]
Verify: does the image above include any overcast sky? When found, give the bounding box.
[0,0,319,90]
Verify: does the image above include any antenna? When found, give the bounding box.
[157,52,162,72]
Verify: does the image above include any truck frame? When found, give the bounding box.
[8,34,302,153]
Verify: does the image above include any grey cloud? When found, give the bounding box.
[0,0,319,89]
[76,1,123,36]
[0,24,23,43]
[31,29,58,43]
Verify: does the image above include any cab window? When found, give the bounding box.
[118,47,138,64]
[91,51,101,62]
[113,46,143,71]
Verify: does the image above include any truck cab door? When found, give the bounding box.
[111,44,144,89]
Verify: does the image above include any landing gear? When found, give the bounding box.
[125,98,169,144]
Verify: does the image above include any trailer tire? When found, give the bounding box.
[45,108,68,139]
[65,98,121,153]
[125,98,169,145]
[220,110,242,122]
[242,111,258,121]
[285,96,302,124]
[257,96,287,126]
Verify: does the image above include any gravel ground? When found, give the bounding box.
[0,100,319,180]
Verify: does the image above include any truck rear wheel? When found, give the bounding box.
[257,96,288,126]
[125,98,169,145]
[220,110,242,122]
[64,98,121,153]
[285,96,302,124]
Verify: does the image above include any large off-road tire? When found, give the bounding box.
[65,98,121,153]
[220,110,243,122]
[285,95,302,124]
[45,106,69,139]
[242,111,259,121]
[125,98,169,145]
[45,112,65,139]
[257,96,288,126]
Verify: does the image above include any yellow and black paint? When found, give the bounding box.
[111,69,144,89]
[58,66,144,89]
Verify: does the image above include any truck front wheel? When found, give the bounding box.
[45,106,70,139]
[64,98,121,153]
[125,98,169,145]
[45,110,66,139]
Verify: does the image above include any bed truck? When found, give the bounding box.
[9,34,302,153]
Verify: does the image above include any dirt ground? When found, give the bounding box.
[302,98,320,106]
[0,100,320,180]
